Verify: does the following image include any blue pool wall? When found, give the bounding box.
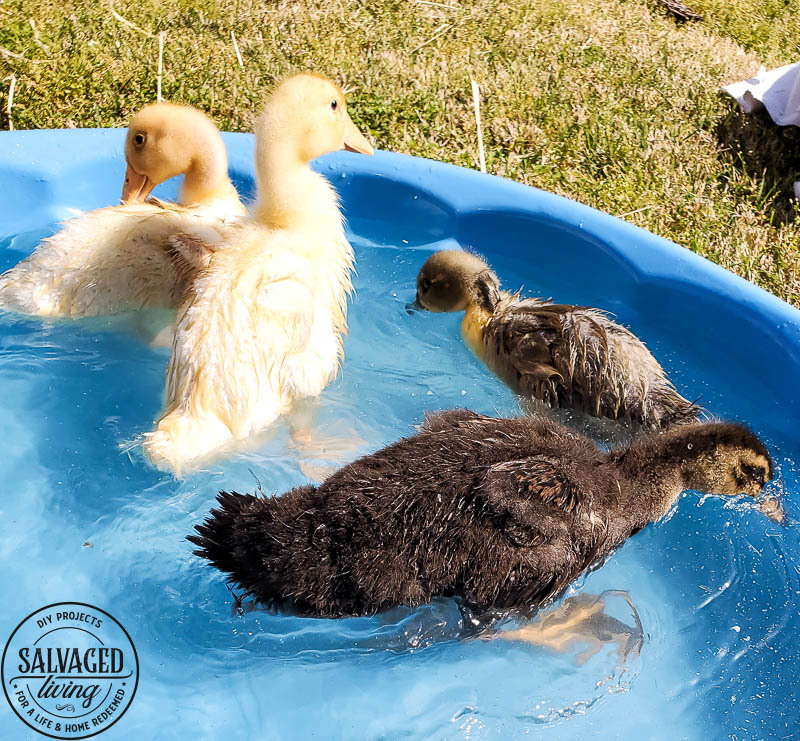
[1,127,798,444]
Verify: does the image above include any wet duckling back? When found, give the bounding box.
[414,249,698,431]
[189,410,771,618]
[144,74,373,474]
[0,103,244,318]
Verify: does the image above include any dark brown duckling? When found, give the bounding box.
[414,250,698,431]
[189,409,771,619]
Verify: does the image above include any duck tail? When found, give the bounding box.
[655,387,704,429]
[188,491,270,582]
[0,269,42,315]
[143,408,233,476]
[189,489,314,602]
[0,271,15,307]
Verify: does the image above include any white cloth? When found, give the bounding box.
[722,62,800,126]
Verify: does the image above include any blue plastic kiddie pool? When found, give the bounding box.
[0,129,798,739]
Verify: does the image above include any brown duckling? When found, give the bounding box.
[189,409,771,618]
[414,250,697,431]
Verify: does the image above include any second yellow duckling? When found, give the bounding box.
[0,103,245,318]
[415,250,698,431]
[143,74,373,474]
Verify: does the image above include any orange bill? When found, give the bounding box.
[342,115,374,155]
[121,163,154,204]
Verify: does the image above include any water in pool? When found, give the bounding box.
[0,227,797,740]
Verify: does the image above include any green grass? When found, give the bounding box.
[1,0,799,303]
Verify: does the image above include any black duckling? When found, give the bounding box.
[414,250,698,431]
[189,409,771,618]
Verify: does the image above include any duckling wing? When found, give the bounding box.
[170,252,319,416]
[167,233,217,272]
[484,300,576,399]
[486,300,695,427]
[420,408,487,433]
[0,203,231,317]
[510,304,623,414]
[478,456,607,610]
[480,456,607,610]
[482,457,588,527]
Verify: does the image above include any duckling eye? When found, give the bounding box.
[419,277,431,292]
[330,99,338,111]
[134,133,146,147]
[741,464,765,485]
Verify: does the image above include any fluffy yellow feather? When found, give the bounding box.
[0,103,245,318]
[144,74,373,474]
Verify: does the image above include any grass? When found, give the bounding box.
[1,0,799,304]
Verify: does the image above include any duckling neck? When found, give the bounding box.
[611,427,709,521]
[181,176,239,209]
[461,302,493,356]
[180,144,235,207]
[253,149,342,232]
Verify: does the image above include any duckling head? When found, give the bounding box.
[122,103,231,205]
[669,422,773,497]
[255,73,373,170]
[415,249,501,313]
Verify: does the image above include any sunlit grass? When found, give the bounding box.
[1,0,799,303]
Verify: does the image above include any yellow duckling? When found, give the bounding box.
[0,103,245,318]
[144,74,373,474]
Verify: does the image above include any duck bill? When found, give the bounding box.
[121,164,153,204]
[405,294,427,314]
[343,116,374,155]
